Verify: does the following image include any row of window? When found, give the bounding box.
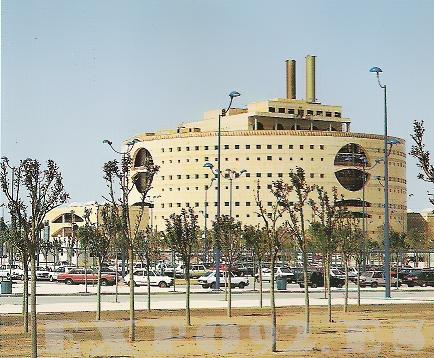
[268,107,341,118]
[161,144,326,153]
[160,171,327,181]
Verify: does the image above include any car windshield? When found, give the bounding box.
[204,271,214,277]
[280,268,291,273]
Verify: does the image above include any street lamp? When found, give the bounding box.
[199,175,216,263]
[208,90,242,291]
[103,138,141,277]
[224,169,247,218]
[370,66,392,298]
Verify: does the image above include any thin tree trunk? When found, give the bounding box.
[228,265,232,317]
[271,252,277,352]
[22,256,29,333]
[344,257,349,313]
[146,260,151,312]
[357,260,361,306]
[224,268,228,301]
[115,256,119,303]
[253,255,256,291]
[259,260,263,308]
[327,257,332,323]
[302,250,310,334]
[30,252,37,358]
[128,246,135,342]
[96,259,102,320]
[322,256,327,299]
[186,263,191,326]
[84,248,88,294]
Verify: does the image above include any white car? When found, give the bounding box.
[28,266,51,281]
[124,269,174,288]
[359,270,401,288]
[198,271,249,289]
[0,264,24,280]
[48,266,76,282]
[255,267,294,283]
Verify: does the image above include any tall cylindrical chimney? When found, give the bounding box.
[286,59,296,99]
[305,55,316,103]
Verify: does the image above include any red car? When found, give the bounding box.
[57,268,116,286]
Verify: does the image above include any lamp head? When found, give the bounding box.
[369,67,383,74]
[374,175,382,180]
[375,158,384,164]
[229,91,241,99]
[203,162,214,169]
[128,138,141,145]
[103,139,112,146]
[240,169,247,175]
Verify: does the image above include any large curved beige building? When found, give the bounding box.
[128,56,407,241]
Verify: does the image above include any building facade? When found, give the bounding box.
[128,56,407,241]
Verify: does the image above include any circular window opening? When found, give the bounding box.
[134,172,152,193]
[334,143,368,166]
[134,148,153,168]
[335,169,368,191]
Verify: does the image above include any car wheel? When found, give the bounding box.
[371,282,378,288]
[238,282,246,289]
[158,281,168,288]
[202,285,209,289]
[211,282,217,289]
[65,279,73,285]
[311,283,317,288]
[407,283,414,287]
[337,283,343,288]
[49,276,54,282]
[299,284,304,288]
[100,279,108,286]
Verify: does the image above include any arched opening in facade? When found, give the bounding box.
[256,121,264,130]
[336,199,371,208]
[134,148,154,168]
[134,172,153,193]
[335,169,368,191]
[276,123,284,130]
[334,143,368,167]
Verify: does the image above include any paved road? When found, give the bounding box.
[1,283,433,314]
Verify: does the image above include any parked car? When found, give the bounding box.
[254,266,294,283]
[48,266,76,282]
[298,271,345,288]
[0,264,24,280]
[198,271,249,289]
[123,270,173,288]
[28,266,51,281]
[358,271,401,288]
[405,270,434,287]
[57,268,116,285]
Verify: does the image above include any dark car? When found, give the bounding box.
[406,270,434,287]
[298,271,345,288]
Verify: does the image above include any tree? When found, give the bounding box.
[1,157,69,358]
[165,208,200,326]
[102,153,159,342]
[212,215,243,317]
[272,167,316,334]
[309,186,344,323]
[410,120,434,206]
[134,226,164,311]
[77,206,112,320]
[244,224,268,308]
[255,181,286,352]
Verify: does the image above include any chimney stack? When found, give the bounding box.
[286,59,296,99]
[305,55,316,103]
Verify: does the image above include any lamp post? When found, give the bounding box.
[103,138,141,277]
[370,66,392,298]
[208,91,241,291]
[200,176,215,263]
[225,169,247,218]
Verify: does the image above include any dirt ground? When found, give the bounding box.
[1,304,433,357]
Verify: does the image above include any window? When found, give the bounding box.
[256,173,261,178]
[169,203,173,208]
[186,147,190,151]
[267,202,272,207]
[246,145,250,149]
[267,145,272,149]
[326,112,332,117]
[278,108,285,113]
[161,148,164,152]
[311,158,314,161]
[169,148,173,152]
[204,174,209,178]
[235,185,239,189]
[177,203,181,207]
[334,112,341,118]
[278,145,283,149]
[177,175,181,179]
[278,173,283,178]
[300,145,304,149]
[267,173,272,178]
[246,202,251,206]
[169,175,173,180]
[307,110,314,115]
[245,173,250,178]
[257,157,261,161]
[288,108,295,114]
[195,174,199,179]
[235,202,240,207]
[177,147,181,151]
[267,184,272,189]
[320,145,324,150]
[235,145,240,149]
[267,156,272,161]
[310,145,314,149]
[269,107,275,112]
[224,145,229,149]
[161,176,165,180]
[316,110,323,116]
[214,145,218,150]
[204,146,209,150]
[225,202,229,207]
[289,145,293,149]
[320,174,324,178]
[310,173,314,178]
[279,157,282,161]
[246,185,250,189]
[256,145,261,149]
[321,158,324,161]
[300,157,304,161]
[290,157,293,161]
[195,146,199,150]
[246,157,250,160]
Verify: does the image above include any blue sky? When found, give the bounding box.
[1,0,433,211]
